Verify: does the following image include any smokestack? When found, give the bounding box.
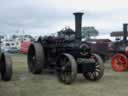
[73,12,84,41]
[123,23,128,41]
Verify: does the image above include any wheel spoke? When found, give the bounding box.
[64,72,71,82]
[90,73,95,79]
[95,71,99,76]
[96,68,101,72]
[96,64,100,68]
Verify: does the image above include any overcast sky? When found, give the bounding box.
[0,0,128,39]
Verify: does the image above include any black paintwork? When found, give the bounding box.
[36,13,96,72]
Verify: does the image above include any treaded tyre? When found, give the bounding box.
[83,54,104,81]
[57,53,77,84]
[27,43,45,74]
[0,53,12,81]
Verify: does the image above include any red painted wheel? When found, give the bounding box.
[111,53,128,72]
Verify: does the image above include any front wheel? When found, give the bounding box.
[0,53,12,81]
[83,54,104,81]
[57,53,77,84]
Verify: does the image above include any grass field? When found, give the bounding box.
[0,54,128,96]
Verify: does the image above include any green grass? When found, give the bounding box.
[0,54,128,96]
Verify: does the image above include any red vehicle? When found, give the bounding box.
[110,24,128,72]
[20,41,32,54]
[87,39,112,62]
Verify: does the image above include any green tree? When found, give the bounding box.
[81,26,99,40]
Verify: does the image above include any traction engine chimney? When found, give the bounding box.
[123,23,128,41]
[73,12,84,41]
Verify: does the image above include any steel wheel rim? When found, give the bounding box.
[28,45,36,71]
[111,53,127,72]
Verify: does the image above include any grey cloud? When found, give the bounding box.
[0,0,58,33]
[0,0,128,36]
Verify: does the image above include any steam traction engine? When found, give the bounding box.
[27,12,104,84]
[110,24,128,72]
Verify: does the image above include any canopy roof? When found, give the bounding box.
[111,31,128,37]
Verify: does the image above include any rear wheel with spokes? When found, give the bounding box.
[83,54,104,81]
